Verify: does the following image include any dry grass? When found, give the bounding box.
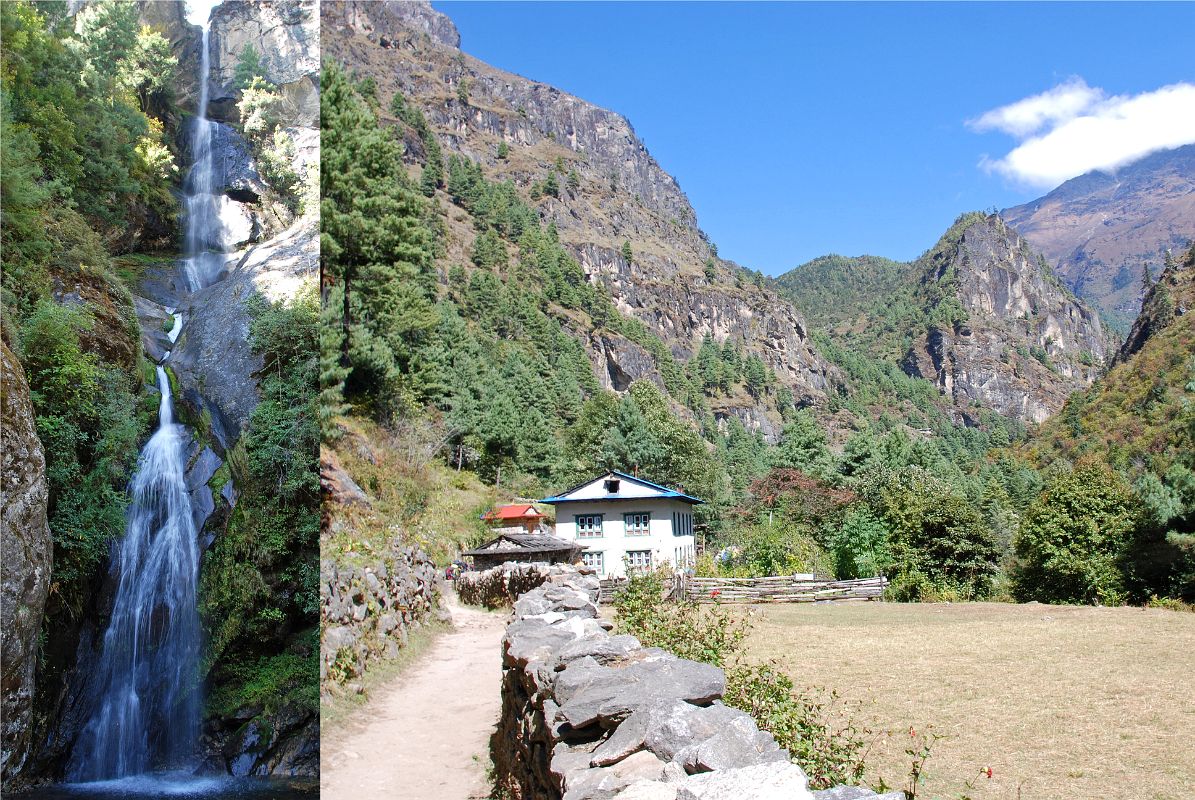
[744,601,1195,800]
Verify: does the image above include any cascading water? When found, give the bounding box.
[182,25,225,291]
[68,307,201,781]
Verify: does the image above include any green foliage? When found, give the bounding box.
[233,43,267,89]
[322,61,437,418]
[200,286,319,718]
[19,301,149,611]
[857,465,999,600]
[621,240,633,264]
[614,570,867,788]
[1013,461,1140,605]
[0,0,178,290]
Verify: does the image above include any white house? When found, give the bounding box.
[542,471,700,579]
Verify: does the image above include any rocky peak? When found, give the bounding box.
[1115,243,1195,365]
[903,213,1113,423]
[1003,144,1195,331]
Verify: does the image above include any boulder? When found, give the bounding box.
[676,762,812,800]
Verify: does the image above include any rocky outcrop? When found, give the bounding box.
[1114,244,1194,366]
[902,215,1112,424]
[321,0,838,414]
[485,564,900,800]
[1003,144,1195,331]
[170,220,317,452]
[207,0,319,126]
[1,340,53,786]
[319,544,445,692]
[202,704,318,778]
[50,270,140,374]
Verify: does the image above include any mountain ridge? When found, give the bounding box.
[1003,144,1195,332]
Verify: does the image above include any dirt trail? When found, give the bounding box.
[320,595,506,800]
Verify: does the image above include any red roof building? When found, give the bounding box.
[482,504,549,534]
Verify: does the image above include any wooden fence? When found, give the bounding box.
[598,574,887,604]
[684,574,887,603]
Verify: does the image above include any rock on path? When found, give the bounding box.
[320,595,505,800]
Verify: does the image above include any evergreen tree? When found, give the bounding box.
[771,410,834,479]
[321,60,437,414]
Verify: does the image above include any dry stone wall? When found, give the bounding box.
[456,562,554,609]
[319,541,446,692]
[488,564,900,800]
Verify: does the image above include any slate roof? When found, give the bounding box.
[462,532,581,557]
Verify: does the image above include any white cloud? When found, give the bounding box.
[970,77,1104,138]
[969,80,1195,189]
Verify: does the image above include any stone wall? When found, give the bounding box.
[489,564,900,800]
[456,562,554,609]
[320,541,446,692]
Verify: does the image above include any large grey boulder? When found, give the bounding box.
[676,762,812,800]
[0,341,52,785]
[555,656,726,731]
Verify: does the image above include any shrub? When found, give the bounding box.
[614,570,868,787]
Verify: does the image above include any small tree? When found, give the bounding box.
[234,43,268,89]
[496,140,509,160]
[621,240,633,264]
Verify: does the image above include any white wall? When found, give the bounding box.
[554,498,696,579]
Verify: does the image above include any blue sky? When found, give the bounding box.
[433,1,1194,274]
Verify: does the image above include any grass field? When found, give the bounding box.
[744,602,1195,800]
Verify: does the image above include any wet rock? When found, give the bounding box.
[0,340,52,785]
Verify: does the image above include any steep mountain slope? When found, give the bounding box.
[779,213,1113,424]
[1003,144,1195,332]
[1029,242,1195,471]
[320,0,837,440]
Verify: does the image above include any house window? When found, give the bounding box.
[626,550,653,573]
[624,512,650,536]
[576,514,603,538]
[581,551,604,575]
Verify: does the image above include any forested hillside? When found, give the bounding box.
[778,212,1113,424]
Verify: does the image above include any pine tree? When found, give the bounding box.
[321,61,437,410]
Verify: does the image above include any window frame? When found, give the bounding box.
[581,550,604,575]
[575,514,604,539]
[624,511,651,536]
[626,549,653,573]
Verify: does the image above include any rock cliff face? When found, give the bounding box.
[167,0,320,454]
[0,339,53,785]
[1003,144,1195,332]
[321,0,837,428]
[902,215,1112,424]
[207,0,319,127]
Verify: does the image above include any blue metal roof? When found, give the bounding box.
[540,470,703,505]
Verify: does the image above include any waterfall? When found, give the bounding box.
[68,345,203,779]
[182,25,224,291]
[65,17,215,785]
